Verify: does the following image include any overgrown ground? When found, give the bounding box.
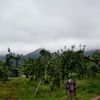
[0,75,100,100]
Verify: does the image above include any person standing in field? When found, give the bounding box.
[66,79,77,100]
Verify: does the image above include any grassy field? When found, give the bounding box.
[0,75,100,100]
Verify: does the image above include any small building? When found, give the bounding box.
[12,68,19,77]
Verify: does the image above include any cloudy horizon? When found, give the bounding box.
[0,0,100,55]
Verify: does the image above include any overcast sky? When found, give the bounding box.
[0,0,100,55]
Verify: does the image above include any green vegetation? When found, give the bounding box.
[0,75,100,100]
[0,46,100,100]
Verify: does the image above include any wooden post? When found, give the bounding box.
[34,77,43,96]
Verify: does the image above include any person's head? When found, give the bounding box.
[68,79,72,83]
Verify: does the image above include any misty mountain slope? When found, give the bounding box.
[0,55,6,62]
[84,50,95,56]
[23,48,44,60]
[0,49,96,64]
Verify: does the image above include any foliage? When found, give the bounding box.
[0,45,100,99]
[22,46,100,88]
[0,48,22,83]
[0,61,9,83]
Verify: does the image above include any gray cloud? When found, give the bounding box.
[0,0,100,55]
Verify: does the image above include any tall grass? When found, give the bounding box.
[0,75,100,100]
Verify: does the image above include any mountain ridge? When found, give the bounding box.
[23,47,44,60]
[0,48,96,62]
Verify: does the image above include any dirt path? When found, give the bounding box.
[91,96,100,100]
